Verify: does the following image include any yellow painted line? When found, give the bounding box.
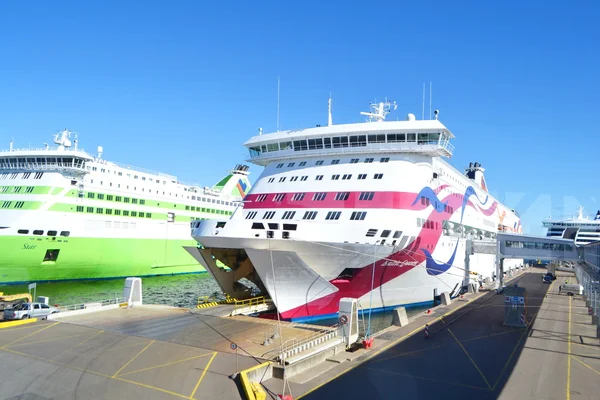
[9,332,90,348]
[297,291,487,399]
[491,280,555,390]
[87,340,153,356]
[119,352,215,377]
[448,328,492,390]
[571,356,600,376]
[189,351,217,399]
[1,343,193,400]
[1,322,60,348]
[374,327,525,364]
[115,376,191,399]
[0,322,46,333]
[112,340,155,377]
[362,366,491,391]
[0,346,112,378]
[53,330,104,360]
[566,295,571,400]
[0,318,38,329]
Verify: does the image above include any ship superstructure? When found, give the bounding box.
[191,100,522,321]
[543,206,600,246]
[0,129,251,284]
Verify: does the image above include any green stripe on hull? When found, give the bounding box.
[0,235,205,284]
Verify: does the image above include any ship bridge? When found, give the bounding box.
[245,101,455,166]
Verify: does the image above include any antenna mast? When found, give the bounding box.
[327,93,333,126]
[277,76,280,131]
[422,82,425,120]
[429,81,432,120]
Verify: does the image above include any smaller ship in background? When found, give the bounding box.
[543,206,600,246]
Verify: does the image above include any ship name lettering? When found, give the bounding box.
[22,244,37,250]
[381,260,418,267]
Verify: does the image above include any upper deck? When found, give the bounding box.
[244,102,455,166]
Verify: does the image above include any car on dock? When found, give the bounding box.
[3,302,59,320]
[542,272,556,283]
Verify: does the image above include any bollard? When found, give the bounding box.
[424,324,429,339]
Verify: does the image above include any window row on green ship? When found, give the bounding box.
[0,185,53,194]
[47,202,225,222]
[68,190,233,215]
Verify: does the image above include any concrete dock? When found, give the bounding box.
[280,269,600,400]
[1,268,599,399]
[0,305,332,399]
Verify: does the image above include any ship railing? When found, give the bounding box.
[0,146,89,153]
[232,296,270,312]
[0,162,88,173]
[55,297,125,312]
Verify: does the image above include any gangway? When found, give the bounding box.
[495,233,580,289]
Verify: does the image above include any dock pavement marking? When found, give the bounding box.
[1,345,194,399]
[296,290,488,399]
[189,351,218,399]
[567,295,572,400]
[112,340,155,378]
[119,351,216,377]
[0,321,60,348]
[448,328,492,390]
[571,355,600,376]
[0,320,40,331]
[52,330,104,360]
[361,366,491,392]
[8,332,92,348]
[78,338,152,358]
[372,329,525,364]
[491,279,556,390]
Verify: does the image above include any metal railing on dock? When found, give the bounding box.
[275,324,339,362]
[57,297,125,312]
[575,259,600,335]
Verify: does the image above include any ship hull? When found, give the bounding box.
[0,235,204,284]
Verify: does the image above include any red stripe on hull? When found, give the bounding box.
[280,191,470,319]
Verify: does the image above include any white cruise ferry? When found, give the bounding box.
[543,206,600,246]
[191,100,522,321]
[0,129,251,284]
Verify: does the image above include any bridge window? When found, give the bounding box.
[308,138,323,150]
[368,134,386,143]
[293,140,308,151]
[280,142,292,151]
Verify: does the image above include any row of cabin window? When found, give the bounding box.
[185,205,232,214]
[250,222,298,231]
[275,157,390,169]
[267,173,384,183]
[1,201,26,209]
[0,172,44,180]
[85,190,233,210]
[366,229,403,238]
[419,197,455,213]
[87,192,146,204]
[89,166,168,184]
[245,210,368,221]
[0,186,36,193]
[256,191,376,203]
[17,229,70,237]
[75,206,152,218]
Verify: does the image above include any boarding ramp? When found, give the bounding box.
[497,233,579,261]
[495,233,579,289]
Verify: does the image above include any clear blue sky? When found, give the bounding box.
[1,0,598,234]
